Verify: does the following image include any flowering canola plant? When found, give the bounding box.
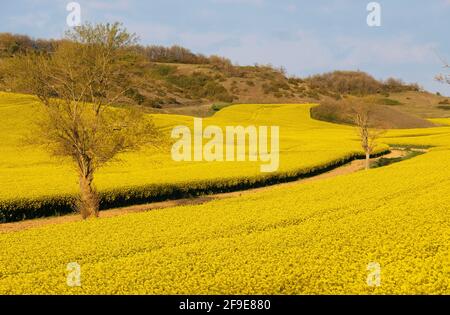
[0,92,449,294]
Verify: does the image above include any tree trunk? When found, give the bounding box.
[365,151,370,170]
[78,173,99,219]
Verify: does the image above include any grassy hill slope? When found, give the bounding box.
[120,64,450,123]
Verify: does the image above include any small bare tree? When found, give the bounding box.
[352,105,385,170]
[2,23,164,219]
[435,61,449,85]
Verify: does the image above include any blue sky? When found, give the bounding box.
[1,0,450,95]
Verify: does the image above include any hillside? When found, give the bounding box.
[1,32,448,125]
[310,94,446,129]
[100,63,450,123]
[129,61,315,115]
[132,64,450,129]
[4,57,447,123]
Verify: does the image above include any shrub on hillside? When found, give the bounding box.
[139,45,209,64]
[125,88,146,105]
[306,71,382,95]
[211,102,232,112]
[305,71,419,96]
[377,98,402,106]
[0,33,58,57]
[310,100,353,125]
[150,64,177,77]
[166,72,233,102]
[383,77,420,93]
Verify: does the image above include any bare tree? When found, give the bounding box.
[435,64,450,85]
[433,49,449,86]
[2,22,164,219]
[352,105,385,170]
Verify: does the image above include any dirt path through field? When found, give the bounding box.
[0,149,408,233]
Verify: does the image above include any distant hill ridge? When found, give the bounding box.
[0,32,449,127]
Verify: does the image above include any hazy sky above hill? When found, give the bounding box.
[1,0,449,95]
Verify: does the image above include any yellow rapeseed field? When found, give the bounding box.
[0,92,449,294]
[0,92,374,221]
[0,145,449,294]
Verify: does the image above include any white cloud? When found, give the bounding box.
[334,36,437,67]
[209,30,439,80]
[284,4,297,13]
[8,11,51,29]
[127,22,176,42]
[217,31,335,73]
[177,32,238,50]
